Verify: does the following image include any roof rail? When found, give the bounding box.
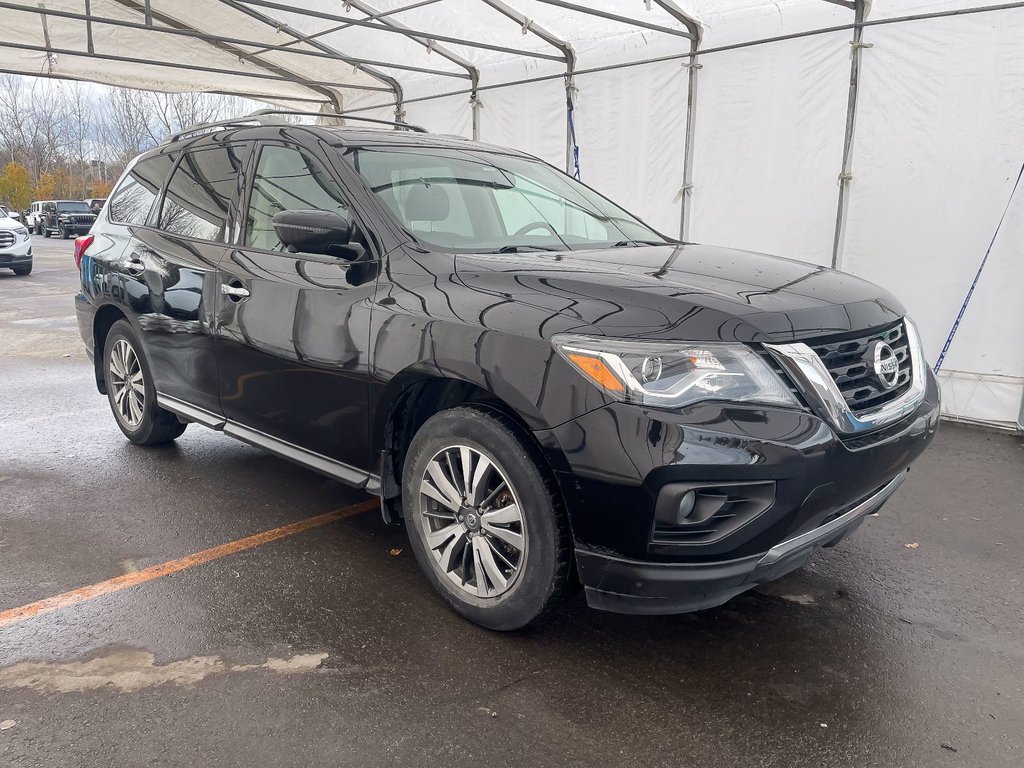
[161,108,427,144]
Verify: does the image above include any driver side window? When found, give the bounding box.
[245,145,349,252]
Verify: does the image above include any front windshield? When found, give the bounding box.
[57,202,91,213]
[352,147,669,252]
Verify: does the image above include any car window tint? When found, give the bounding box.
[245,145,349,252]
[354,148,664,252]
[378,164,476,241]
[159,145,248,241]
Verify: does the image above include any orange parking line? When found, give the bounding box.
[0,499,379,629]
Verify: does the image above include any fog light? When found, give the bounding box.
[655,488,699,527]
[652,481,776,546]
[674,490,695,524]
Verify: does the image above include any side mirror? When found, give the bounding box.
[272,210,352,256]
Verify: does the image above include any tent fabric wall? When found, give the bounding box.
[572,58,689,237]
[841,10,1024,428]
[0,0,1021,427]
[686,30,851,265]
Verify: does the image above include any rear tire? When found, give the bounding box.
[34,222,42,235]
[403,406,571,631]
[102,320,187,445]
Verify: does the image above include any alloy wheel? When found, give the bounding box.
[418,445,527,598]
[109,338,146,428]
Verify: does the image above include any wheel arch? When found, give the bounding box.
[92,303,130,394]
[373,369,578,527]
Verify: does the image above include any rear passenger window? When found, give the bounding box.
[108,153,177,226]
[159,145,249,242]
[245,145,349,252]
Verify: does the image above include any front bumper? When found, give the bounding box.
[578,472,905,614]
[59,223,92,235]
[538,370,941,615]
[0,238,32,264]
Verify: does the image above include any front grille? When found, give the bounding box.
[810,321,913,413]
[0,231,15,248]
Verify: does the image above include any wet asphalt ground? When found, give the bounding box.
[1,236,1022,768]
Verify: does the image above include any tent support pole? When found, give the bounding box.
[477,0,576,172]
[471,92,481,141]
[0,1,469,79]
[565,72,575,175]
[680,39,700,240]
[831,0,868,270]
[84,0,94,54]
[0,39,389,94]
[110,0,343,106]
[236,0,564,62]
[341,0,480,135]
[646,2,703,239]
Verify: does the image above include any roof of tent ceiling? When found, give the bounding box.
[0,0,706,106]
[0,1,983,108]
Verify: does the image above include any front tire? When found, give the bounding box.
[12,264,31,276]
[403,406,571,631]
[102,320,186,445]
[43,227,51,238]
[59,224,68,239]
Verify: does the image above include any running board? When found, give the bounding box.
[156,393,381,494]
[157,393,226,430]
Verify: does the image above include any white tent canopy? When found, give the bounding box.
[1,0,1022,429]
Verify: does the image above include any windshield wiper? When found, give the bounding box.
[493,244,558,253]
[613,239,672,247]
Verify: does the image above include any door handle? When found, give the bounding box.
[220,283,251,301]
[116,254,145,276]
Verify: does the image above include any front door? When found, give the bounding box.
[215,141,378,472]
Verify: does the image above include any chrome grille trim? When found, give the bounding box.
[765,317,928,435]
[811,322,912,410]
[0,231,16,247]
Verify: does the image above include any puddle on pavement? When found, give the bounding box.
[0,647,329,693]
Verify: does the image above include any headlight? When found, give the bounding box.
[552,334,799,410]
[14,226,28,240]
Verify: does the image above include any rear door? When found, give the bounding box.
[126,142,252,415]
[214,139,378,472]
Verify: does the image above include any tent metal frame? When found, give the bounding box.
[3,0,1024,427]
[2,0,1023,245]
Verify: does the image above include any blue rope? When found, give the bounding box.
[567,96,581,180]
[933,160,1024,374]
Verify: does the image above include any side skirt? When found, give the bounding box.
[156,393,382,495]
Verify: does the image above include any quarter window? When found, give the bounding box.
[159,145,249,242]
[109,153,177,226]
[245,145,349,252]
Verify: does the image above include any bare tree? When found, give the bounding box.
[100,87,153,176]
[0,76,70,178]
[0,74,267,191]
[99,88,257,177]
[62,81,92,198]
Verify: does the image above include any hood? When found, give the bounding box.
[454,244,905,343]
[0,215,25,231]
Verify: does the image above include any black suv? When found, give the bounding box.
[75,112,940,630]
[37,199,97,239]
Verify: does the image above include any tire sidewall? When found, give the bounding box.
[403,408,565,631]
[103,320,162,443]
